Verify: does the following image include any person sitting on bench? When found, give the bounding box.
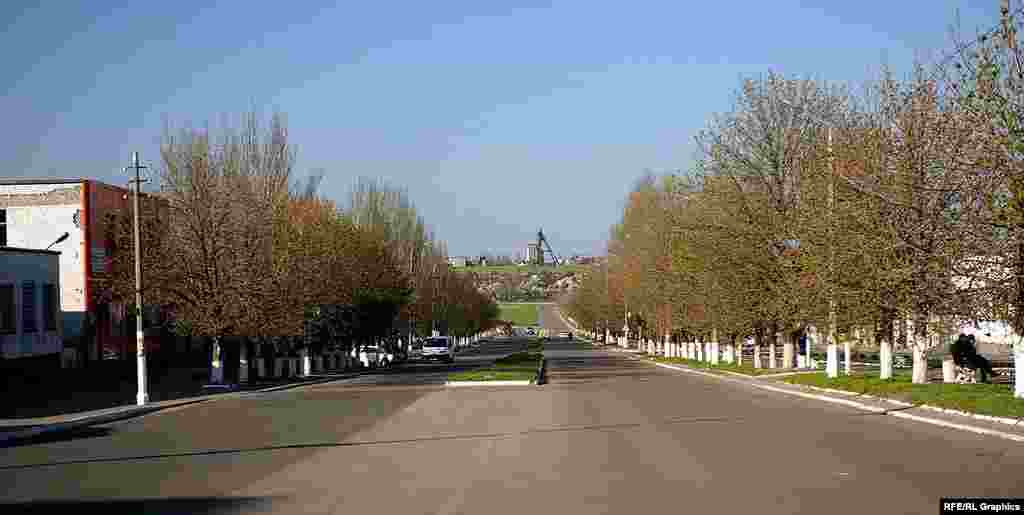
[951,334,997,383]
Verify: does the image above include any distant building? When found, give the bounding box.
[0,247,62,364]
[526,243,541,264]
[448,256,467,267]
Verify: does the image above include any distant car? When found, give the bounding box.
[527,328,536,336]
[558,331,572,340]
[421,336,455,364]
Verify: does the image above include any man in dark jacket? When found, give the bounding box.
[951,334,997,382]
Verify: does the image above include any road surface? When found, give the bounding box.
[2,334,1023,514]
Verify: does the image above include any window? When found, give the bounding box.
[43,284,57,331]
[0,209,6,246]
[0,285,13,334]
[22,281,36,333]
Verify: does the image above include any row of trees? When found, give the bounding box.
[565,2,1024,396]
[109,111,499,379]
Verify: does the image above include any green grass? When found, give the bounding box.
[782,372,1024,419]
[447,352,543,382]
[498,303,540,326]
[650,356,780,376]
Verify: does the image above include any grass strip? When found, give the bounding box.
[782,372,1024,419]
[448,352,543,382]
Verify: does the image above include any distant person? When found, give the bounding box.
[951,333,998,382]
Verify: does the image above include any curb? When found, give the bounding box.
[536,357,548,386]
[0,372,363,447]
[649,361,1024,444]
[444,380,534,387]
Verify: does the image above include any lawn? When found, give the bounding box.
[782,372,1024,419]
[448,352,543,382]
[499,303,540,326]
[650,356,780,376]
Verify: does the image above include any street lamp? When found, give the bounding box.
[46,232,70,250]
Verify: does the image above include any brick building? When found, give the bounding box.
[0,178,167,364]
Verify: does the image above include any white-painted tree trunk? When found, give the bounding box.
[876,335,892,380]
[942,356,956,383]
[843,341,851,375]
[274,357,284,378]
[696,339,704,361]
[753,343,762,369]
[783,338,794,369]
[210,337,224,384]
[239,343,249,383]
[824,326,838,378]
[769,335,778,369]
[255,357,266,378]
[911,344,927,384]
[1014,338,1024,398]
[826,343,838,378]
[736,342,743,366]
[301,348,312,377]
[806,328,814,369]
[710,329,720,364]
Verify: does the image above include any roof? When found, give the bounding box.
[0,247,61,256]
[0,177,88,186]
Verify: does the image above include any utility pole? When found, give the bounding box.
[125,152,149,405]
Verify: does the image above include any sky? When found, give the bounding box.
[0,0,1000,258]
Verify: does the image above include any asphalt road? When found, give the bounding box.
[2,336,1024,514]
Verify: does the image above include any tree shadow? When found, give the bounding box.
[0,495,286,515]
[0,425,116,449]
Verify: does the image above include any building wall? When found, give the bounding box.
[0,183,86,336]
[0,251,62,358]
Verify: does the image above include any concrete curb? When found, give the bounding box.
[650,361,1024,444]
[536,357,548,386]
[444,381,534,387]
[0,372,362,447]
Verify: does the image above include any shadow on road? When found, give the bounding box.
[0,495,286,515]
[0,426,115,449]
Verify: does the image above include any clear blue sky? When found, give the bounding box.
[0,1,998,257]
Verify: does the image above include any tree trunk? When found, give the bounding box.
[769,332,778,369]
[783,336,794,369]
[827,342,839,378]
[876,331,892,380]
[1014,339,1024,398]
[210,336,224,384]
[846,328,857,376]
[910,316,928,384]
[711,328,720,364]
[753,336,762,369]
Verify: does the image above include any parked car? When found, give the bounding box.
[558,331,573,340]
[410,341,424,360]
[356,346,395,369]
[421,336,455,364]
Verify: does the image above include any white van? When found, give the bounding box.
[421,336,454,364]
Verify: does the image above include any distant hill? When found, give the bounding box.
[457,264,587,302]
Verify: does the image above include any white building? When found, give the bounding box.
[1,178,167,362]
[0,247,62,361]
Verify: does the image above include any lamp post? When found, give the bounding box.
[125,152,149,405]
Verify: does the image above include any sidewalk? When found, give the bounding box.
[0,370,361,447]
